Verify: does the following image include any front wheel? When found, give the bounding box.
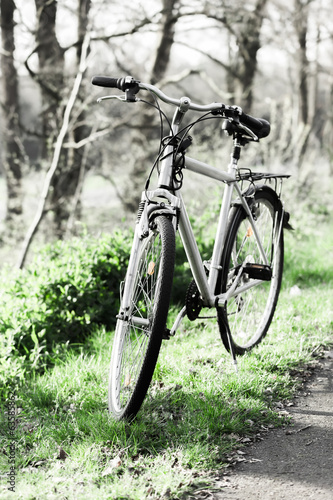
[217,188,284,355]
[108,215,175,420]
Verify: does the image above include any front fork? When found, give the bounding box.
[117,189,180,320]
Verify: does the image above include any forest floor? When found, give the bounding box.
[195,350,333,500]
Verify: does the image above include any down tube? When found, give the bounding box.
[177,192,214,307]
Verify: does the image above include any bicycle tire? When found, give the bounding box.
[108,215,175,420]
[217,186,284,355]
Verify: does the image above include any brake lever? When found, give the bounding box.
[237,122,259,141]
[97,95,127,103]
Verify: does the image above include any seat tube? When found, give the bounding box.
[208,139,241,292]
[208,181,235,291]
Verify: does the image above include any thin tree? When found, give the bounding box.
[0,0,23,225]
[18,33,91,269]
[120,0,180,212]
[293,0,316,166]
[33,0,65,158]
[294,0,310,125]
[50,0,92,233]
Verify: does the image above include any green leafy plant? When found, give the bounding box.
[0,231,131,391]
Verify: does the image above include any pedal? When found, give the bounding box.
[243,263,272,281]
[162,328,173,340]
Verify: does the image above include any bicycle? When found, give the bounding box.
[92,75,291,421]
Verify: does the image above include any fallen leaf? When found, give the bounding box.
[226,433,241,441]
[33,460,47,467]
[101,467,113,477]
[289,285,301,297]
[58,447,68,460]
[101,457,122,476]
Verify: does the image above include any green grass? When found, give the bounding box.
[1,209,332,499]
[1,294,332,498]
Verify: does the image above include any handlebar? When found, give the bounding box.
[91,75,270,139]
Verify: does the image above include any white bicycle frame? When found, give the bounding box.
[117,99,275,337]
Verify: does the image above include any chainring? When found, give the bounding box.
[185,280,202,321]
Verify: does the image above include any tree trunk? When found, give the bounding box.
[294,0,309,125]
[121,0,179,212]
[227,0,268,111]
[150,0,177,84]
[34,0,65,158]
[0,0,23,224]
[293,0,313,168]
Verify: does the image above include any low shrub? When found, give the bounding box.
[0,231,131,391]
[0,217,214,392]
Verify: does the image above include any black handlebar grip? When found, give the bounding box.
[240,113,271,139]
[91,76,120,88]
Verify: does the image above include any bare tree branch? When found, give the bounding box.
[86,16,156,44]
[24,46,61,102]
[157,68,199,87]
[198,70,234,101]
[62,118,128,149]
[175,40,238,79]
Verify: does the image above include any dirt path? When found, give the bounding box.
[207,351,333,500]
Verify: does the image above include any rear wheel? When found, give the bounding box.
[217,188,284,355]
[108,215,175,420]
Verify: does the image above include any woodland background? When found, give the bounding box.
[0,4,333,496]
[0,0,332,267]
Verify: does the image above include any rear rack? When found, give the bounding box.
[236,169,291,198]
[236,169,291,182]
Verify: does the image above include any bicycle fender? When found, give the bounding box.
[232,184,292,229]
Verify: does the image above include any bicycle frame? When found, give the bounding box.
[117,105,276,337]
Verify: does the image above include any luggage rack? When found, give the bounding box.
[236,168,291,196]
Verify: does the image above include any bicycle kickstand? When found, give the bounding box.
[219,306,238,373]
